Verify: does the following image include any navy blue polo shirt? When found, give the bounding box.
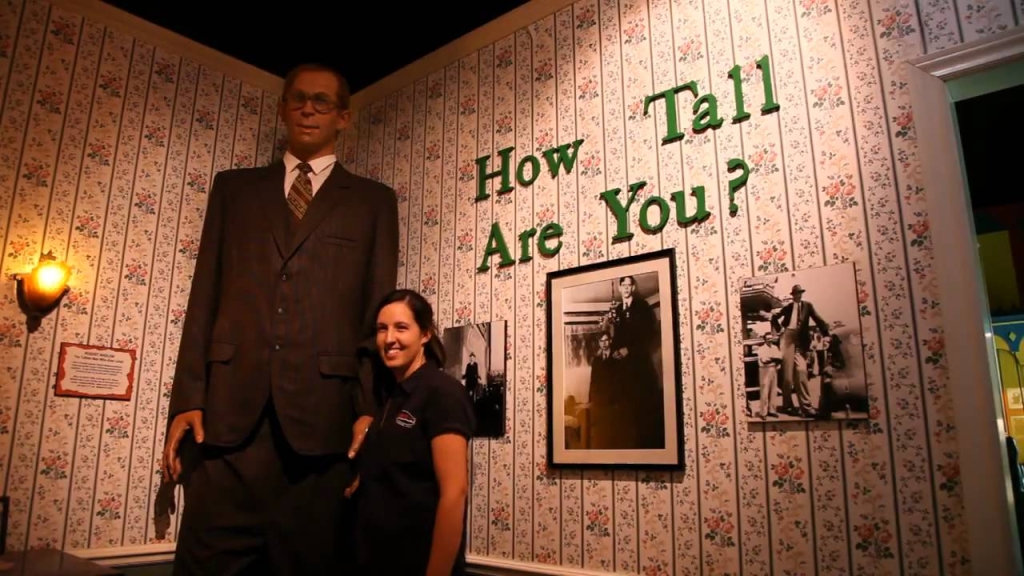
[355,360,475,575]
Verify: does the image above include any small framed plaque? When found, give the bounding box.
[55,342,136,401]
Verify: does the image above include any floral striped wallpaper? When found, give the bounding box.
[0,0,283,551]
[339,0,1019,574]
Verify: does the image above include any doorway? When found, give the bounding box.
[953,69,1024,447]
[908,26,1024,576]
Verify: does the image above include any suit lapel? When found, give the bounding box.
[258,160,290,259]
[282,163,355,262]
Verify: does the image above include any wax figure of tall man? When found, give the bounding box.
[161,63,399,575]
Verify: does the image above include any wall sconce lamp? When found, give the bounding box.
[13,250,72,321]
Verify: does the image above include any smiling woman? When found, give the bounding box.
[375,289,442,380]
[352,289,475,576]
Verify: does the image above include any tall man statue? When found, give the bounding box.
[161,63,398,575]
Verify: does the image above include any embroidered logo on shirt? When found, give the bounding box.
[396,410,417,428]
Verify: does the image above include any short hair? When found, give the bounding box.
[282,63,351,111]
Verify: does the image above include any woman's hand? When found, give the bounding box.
[344,475,360,498]
[348,415,374,459]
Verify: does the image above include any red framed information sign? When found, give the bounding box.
[55,342,137,401]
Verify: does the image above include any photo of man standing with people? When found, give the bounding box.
[740,262,870,422]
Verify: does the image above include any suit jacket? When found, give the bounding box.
[167,159,398,456]
[463,362,480,392]
[610,297,657,358]
[587,352,617,406]
[771,300,829,351]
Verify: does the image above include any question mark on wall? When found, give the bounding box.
[726,158,749,216]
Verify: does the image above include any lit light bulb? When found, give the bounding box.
[36,261,70,292]
[19,250,71,313]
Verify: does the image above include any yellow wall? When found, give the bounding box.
[995,321,1024,462]
[979,231,1021,313]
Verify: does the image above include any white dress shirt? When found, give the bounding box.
[757,343,781,366]
[283,151,336,199]
[788,302,800,329]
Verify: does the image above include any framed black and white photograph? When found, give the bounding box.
[441,320,507,438]
[546,248,683,468]
[739,261,869,423]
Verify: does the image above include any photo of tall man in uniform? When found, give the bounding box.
[160,63,398,574]
[739,262,869,422]
[597,275,664,449]
[546,249,683,468]
[559,274,664,451]
[441,321,507,438]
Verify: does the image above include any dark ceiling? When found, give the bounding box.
[101,0,1011,214]
[100,0,532,94]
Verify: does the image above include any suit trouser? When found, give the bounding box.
[173,402,355,576]
[780,329,813,411]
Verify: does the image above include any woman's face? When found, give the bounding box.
[376,301,429,372]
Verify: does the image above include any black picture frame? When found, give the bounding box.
[545,248,684,469]
[0,494,8,555]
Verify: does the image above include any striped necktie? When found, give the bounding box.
[286,162,313,220]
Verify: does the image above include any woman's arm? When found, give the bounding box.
[426,433,469,576]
